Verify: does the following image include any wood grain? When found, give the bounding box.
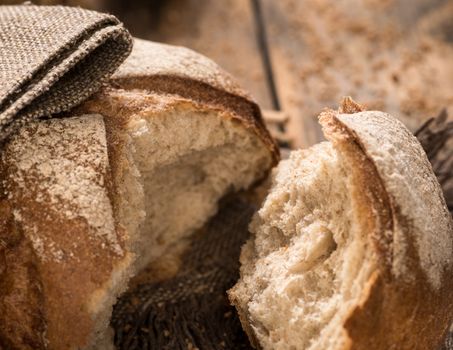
[262,0,453,147]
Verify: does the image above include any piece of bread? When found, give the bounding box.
[0,39,278,349]
[229,97,453,350]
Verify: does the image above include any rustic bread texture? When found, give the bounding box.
[0,115,130,350]
[110,39,279,162]
[229,98,453,350]
[0,39,278,349]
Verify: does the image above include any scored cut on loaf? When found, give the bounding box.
[229,97,453,350]
[0,38,278,349]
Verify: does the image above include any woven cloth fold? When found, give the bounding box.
[0,4,132,143]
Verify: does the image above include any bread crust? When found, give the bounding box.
[318,99,453,350]
[0,38,278,349]
[231,98,452,350]
[0,198,46,350]
[109,38,279,164]
[0,115,129,349]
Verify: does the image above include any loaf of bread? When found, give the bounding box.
[0,39,278,349]
[229,98,453,350]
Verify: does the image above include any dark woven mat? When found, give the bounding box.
[112,198,255,350]
[112,111,453,350]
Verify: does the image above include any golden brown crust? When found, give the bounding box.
[112,38,253,100]
[109,38,279,165]
[0,38,279,349]
[319,107,394,272]
[110,76,279,165]
[0,116,128,349]
[231,97,452,349]
[0,199,46,350]
[319,99,453,350]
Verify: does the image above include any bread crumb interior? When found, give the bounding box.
[118,107,272,271]
[233,142,375,350]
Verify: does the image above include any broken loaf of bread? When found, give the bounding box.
[0,38,278,349]
[229,98,453,350]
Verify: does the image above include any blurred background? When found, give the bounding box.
[3,0,452,148]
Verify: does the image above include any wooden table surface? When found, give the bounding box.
[2,0,452,148]
[111,0,453,149]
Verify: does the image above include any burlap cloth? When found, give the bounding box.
[0,4,132,143]
[112,112,453,350]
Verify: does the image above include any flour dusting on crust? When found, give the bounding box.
[113,38,248,99]
[3,115,122,261]
[336,111,453,289]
